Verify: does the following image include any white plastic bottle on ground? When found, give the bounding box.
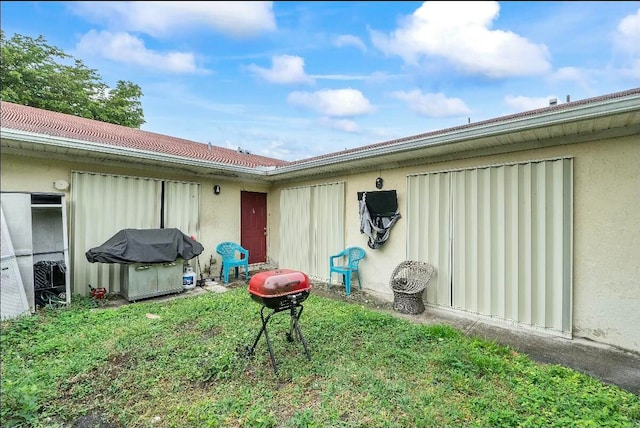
[183,265,196,290]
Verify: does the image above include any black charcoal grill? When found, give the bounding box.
[245,269,312,373]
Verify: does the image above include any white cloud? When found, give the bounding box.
[612,8,640,79]
[391,90,470,117]
[619,58,640,80]
[319,117,359,133]
[504,95,558,111]
[287,88,375,117]
[614,8,640,53]
[367,71,405,84]
[548,66,596,92]
[370,1,551,78]
[310,74,370,81]
[257,140,293,160]
[247,55,314,84]
[71,1,276,38]
[76,30,206,73]
[550,67,586,82]
[310,72,406,82]
[334,34,367,52]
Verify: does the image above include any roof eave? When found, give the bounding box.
[265,93,640,181]
[2,92,638,182]
[0,128,268,179]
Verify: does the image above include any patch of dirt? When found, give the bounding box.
[72,413,117,428]
[222,272,394,312]
[96,270,395,314]
[308,280,394,311]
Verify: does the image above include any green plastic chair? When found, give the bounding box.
[328,246,366,295]
[216,241,250,284]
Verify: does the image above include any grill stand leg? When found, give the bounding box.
[247,306,279,372]
[287,305,310,360]
[247,302,310,374]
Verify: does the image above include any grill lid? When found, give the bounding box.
[249,269,311,298]
[86,228,203,264]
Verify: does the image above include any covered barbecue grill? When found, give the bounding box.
[245,269,312,373]
[86,228,204,301]
[86,228,203,264]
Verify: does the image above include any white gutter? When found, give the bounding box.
[0,128,267,177]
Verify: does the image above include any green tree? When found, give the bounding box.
[0,30,145,128]
[93,80,145,128]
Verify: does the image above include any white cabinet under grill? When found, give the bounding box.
[119,260,184,302]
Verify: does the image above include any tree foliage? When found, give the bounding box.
[1,30,145,128]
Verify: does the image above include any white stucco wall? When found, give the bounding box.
[269,135,639,352]
[3,133,638,352]
[570,136,640,351]
[0,154,270,279]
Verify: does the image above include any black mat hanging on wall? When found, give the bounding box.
[357,190,401,249]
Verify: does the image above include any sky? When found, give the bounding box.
[1,2,639,162]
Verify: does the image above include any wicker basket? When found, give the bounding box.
[389,261,435,315]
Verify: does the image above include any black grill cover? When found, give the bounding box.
[86,228,204,264]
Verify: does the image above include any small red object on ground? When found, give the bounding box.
[88,284,107,299]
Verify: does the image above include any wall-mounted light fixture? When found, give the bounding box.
[53,179,70,191]
[213,185,221,195]
[375,177,384,189]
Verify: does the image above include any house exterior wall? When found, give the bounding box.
[2,132,638,352]
[269,134,640,352]
[0,154,271,283]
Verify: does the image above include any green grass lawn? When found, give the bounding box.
[2,287,639,428]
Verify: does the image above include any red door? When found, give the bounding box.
[240,191,267,264]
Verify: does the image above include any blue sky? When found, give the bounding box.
[2,1,639,161]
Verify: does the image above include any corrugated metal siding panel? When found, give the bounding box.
[408,158,572,335]
[452,167,509,315]
[407,173,451,306]
[279,182,344,280]
[71,172,161,295]
[310,182,345,279]
[517,163,533,324]
[504,165,520,323]
[547,159,573,331]
[563,160,573,332]
[279,187,311,272]
[452,159,572,333]
[164,181,200,238]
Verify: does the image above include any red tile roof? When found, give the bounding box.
[0,101,289,168]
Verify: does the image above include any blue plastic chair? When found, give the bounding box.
[329,246,366,295]
[216,241,250,284]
